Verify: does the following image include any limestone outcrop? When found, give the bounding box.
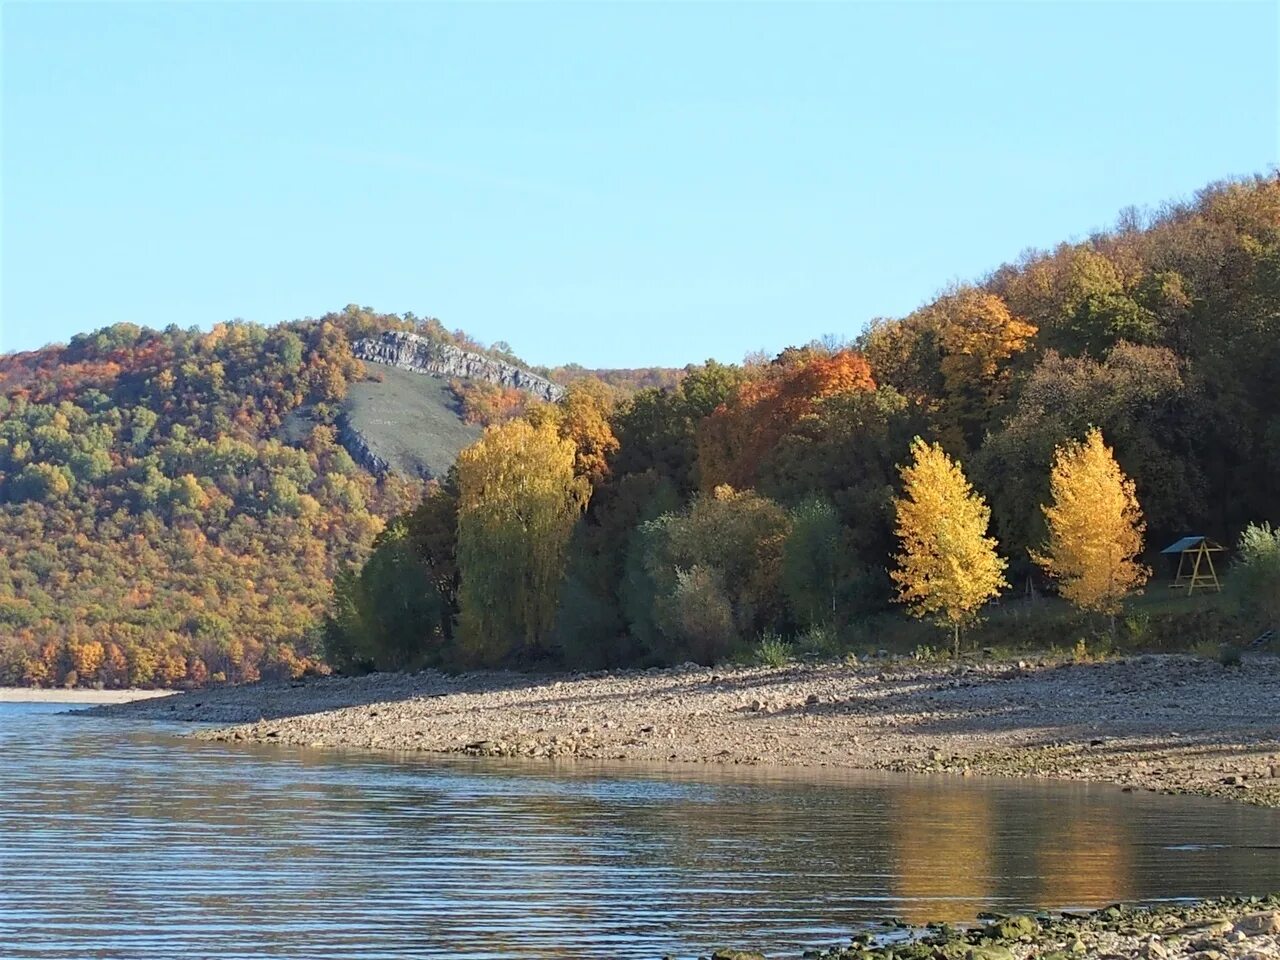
[353,331,564,403]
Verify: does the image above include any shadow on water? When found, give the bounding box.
[2,701,1279,959]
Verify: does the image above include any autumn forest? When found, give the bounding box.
[2,175,1278,687]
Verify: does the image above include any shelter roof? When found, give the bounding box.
[1160,536,1223,554]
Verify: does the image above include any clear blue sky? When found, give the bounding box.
[2,2,1276,368]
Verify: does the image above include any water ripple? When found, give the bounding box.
[2,701,1279,959]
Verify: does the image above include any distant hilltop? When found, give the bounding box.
[353,331,565,404]
[0,302,667,691]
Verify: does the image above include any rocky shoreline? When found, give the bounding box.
[707,897,1280,960]
[93,653,1280,808]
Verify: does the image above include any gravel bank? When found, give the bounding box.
[94,654,1280,807]
[714,897,1280,960]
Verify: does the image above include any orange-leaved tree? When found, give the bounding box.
[526,379,620,484]
[929,288,1037,449]
[697,349,875,490]
[861,288,1035,451]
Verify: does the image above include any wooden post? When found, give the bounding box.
[1186,541,1222,594]
[1188,543,1204,596]
[1202,545,1221,592]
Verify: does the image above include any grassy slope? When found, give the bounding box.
[343,366,482,479]
[280,364,484,480]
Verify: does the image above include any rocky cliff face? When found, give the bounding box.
[353,331,565,403]
[337,417,392,476]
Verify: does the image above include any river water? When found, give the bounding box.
[2,701,1278,959]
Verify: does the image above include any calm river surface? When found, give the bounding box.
[2,701,1279,959]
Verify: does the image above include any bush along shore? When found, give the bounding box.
[703,897,1280,960]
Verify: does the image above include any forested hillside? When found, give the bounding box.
[330,175,1280,674]
[5,175,1276,688]
[0,308,561,687]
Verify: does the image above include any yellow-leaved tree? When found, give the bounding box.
[892,438,1008,656]
[1032,427,1148,622]
[456,419,590,666]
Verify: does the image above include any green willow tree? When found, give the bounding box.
[322,521,447,673]
[782,496,843,630]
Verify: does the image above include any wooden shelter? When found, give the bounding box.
[1161,536,1224,595]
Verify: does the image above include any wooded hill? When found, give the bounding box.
[0,309,597,687]
[3,174,1277,687]
[326,175,1280,675]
